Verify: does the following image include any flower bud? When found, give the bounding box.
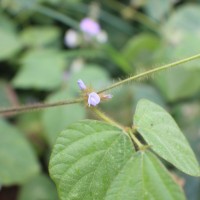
[77,79,87,90]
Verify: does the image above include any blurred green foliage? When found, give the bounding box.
[0,0,200,199]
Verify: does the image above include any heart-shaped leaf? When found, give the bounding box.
[49,120,134,200]
[134,99,200,176]
[49,120,185,200]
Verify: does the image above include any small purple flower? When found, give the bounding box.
[77,79,87,90]
[88,92,100,106]
[80,18,101,36]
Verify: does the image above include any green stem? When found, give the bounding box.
[0,98,83,116]
[91,108,124,130]
[128,129,144,150]
[98,53,200,93]
[105,0,158,32]
[31,5,79,29]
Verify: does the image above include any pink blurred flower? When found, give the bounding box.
[80,18,101,36]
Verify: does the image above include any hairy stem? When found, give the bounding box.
[1,53,200,115]
[98,53,200,93]
[91,108,124,130]
[0,98,83,116]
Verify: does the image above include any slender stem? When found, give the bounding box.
[31,5,79,29]
[0,98,83,116]
[105,0,158,32]
[98,53,200,93]
[91,108,124,130]
[128,129,144,150]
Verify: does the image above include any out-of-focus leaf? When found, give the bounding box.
[42,88,86,146]
[154,67,200,102]
[20,26,61,47]
[134,99,200,176]
[0,13,16,31]
[172,102,200,128]
[16,112,45,155]
[101,85,133,126]
[184,119,200,165]
[18,174,58,200]
[170,35,200,69]
[0,119,40,185]
[122,33,160,67]
[132,83,165,108]
[0,0,36,12]
[0,82,12,108]
[17,112,42,136]
[12,49,66,90]
[104,45,132,73]
[65,49,104,60]
[152,35,200,102]
[68,65,110,92]
[144,0,173,21]
[163,5,200,43]
[0,29,22,60]
[183,175,200,200]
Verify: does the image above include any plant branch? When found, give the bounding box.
[0,98,83,116]
[98,53,200,93]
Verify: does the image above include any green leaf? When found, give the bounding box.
[12,49,66,90]
[0,81,12,108]
[42,89,86,146]
[68,65,110,92]
[154,67,200,102]
[49,120,185,200]
[132,83,165,108]
[49,120,134,200]
[0,28,21,60]
[101,85,133,126]
[144,0,173,21]
[105,151,186,200]
[170,35,200,69]
[104,45,132,73]
[152,37,200,101]
[163,5,200,43]
[122,33,160,67]
[20,26,61,47]
[134,99,200,176]
[18,174,58,200]
[0,119,40,185]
